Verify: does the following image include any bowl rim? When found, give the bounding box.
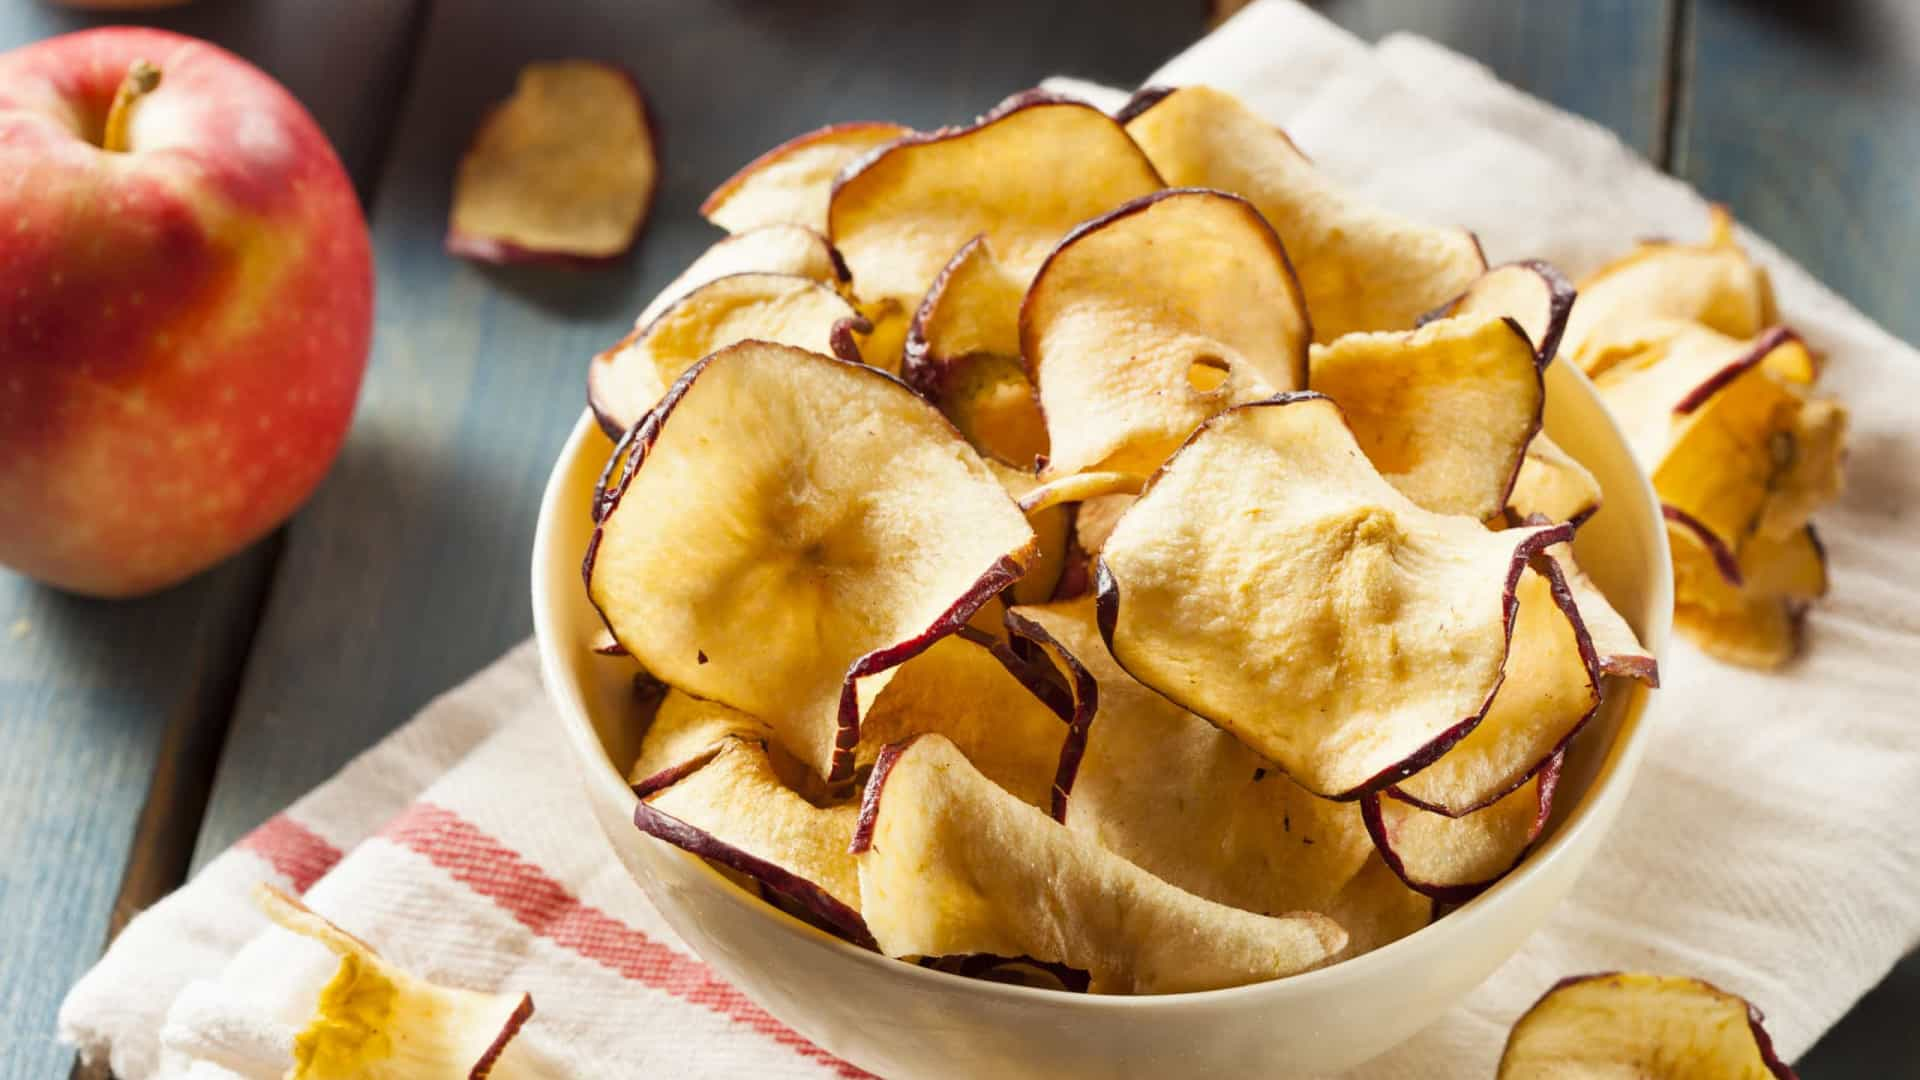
[532,360,1672,1008]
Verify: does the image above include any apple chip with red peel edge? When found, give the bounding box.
[1308,314,1543,520]
[627,689,774,793]
[1022,188,1309,479]
[985,461,1071,607]
[448,61,655,266]
[587,272,868,437]
[587,341,1035,784]
[1365,754,1561,901]
[1670,520,1826,670]
[702,122,910,234]
[252,884,535,1080]
[635,225,848,328]
[827,90,1163,315]
[854,629,1074,813]
[1538,536,1660,686]
[634,737,872,947]
[1498,971,1797,1080]
[1120,84,1485,343]
[1563,205,1779,377]
[1008,599,1376,915]
[902,236,1049,467]
[851,734,1346,993]
[1096,392,1571,798]
[1508,432,1603,527]
[1388,561,1599,816]
[1421,260,1577,368]
[1325,852,1435,959]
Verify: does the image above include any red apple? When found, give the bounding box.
[0,28,372,596]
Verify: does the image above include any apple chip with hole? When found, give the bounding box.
[587,272,868,436]
[1365,755,1561,901]
[1499,972,1796,1079]
[1096,392,1569,798]
[1023,188,1311,478]
[448,60,656,266]
[253,884,535,1079]
[701,122,910,234]
[1308,314,1543,520]
[827,90,1163,314]
[635,224,848,327]
[586,341,1036,784]
[852,735,1346,993]
[902,236,1048,468]
[1121,84,1485,343]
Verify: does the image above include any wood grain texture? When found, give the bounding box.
[0,4,420,1077]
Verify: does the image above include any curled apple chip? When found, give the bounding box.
[1072,493,1135,557]
[1307,314,1543,520]
[827,90,1163,313]
[901,237,1048,467]
[1422,260,1577,368]
[984,462,1072,607]
[252,884,534,1079]
[633,737,871,946]
[1326,852,1435,958]
[586,341,1036,783]
[627,689,773,791]
[1121,84,1485,343]
[448,61,656,265]
[1365,755,1561,901]
[635,225,848,327]
[1542,537,1660,685]
[1670,517,1827,669]
[1509,433,1603,526]
[702,122,911,234]
[1023,188,1311,478]
[1096,393,1570,797]
[587,272,868,437]
[1498,972,1796,1080]
[851,735,1346,993]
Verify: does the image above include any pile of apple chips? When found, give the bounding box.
[580,85,1690,994]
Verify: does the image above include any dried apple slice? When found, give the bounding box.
[1307,314,1543,520]
[1326,852,1435,958]
[901,237,1048,467]
[1670,517,1827,669]
[253,884,534,1079]
[852,735,1346,993]
[587,272,868,437]
[633,737,871,946]
[1508,433,1603,526]
[1121,84,1485,343]
[627,690,773,792]
[448,61,656,265]
[701,122,911,234]
[827,90,1163,313]
[1365,755,1561,901]
[987,461,1071,606]
[1498,972,1796,1079]
[635,225,848,327]
[1072,493,1135,557]
[1541,537,1660,685]
[1096,392,1570,798]
[586,341,1036,783]
[1422,260,1577,367]
[1023,188,1310,478]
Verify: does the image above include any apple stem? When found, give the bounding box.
[101,59,162,154]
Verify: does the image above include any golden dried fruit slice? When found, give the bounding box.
[1121,84,1486,343]
[1097,392,1569,798]
[1023,188,1310,478]
[1072,493,1135,557]
[1544,538,1661,685]
[828,90,1163,312]
[1669,517,1826,670]
[586,341,1036,782]
[902,237,1048,467]
[587,272,868,436]
[627,689,772,790]
[1508,433,1603,526]
[635,224,848,327]
[853,298,913,374]
[1365,755,1560,901]
[1325,852,1435,959]
[1308,314,1543,520]
[448,60,656,265]
[852,734,1346,993]
[1423,260,1577,367]
[701,122,910,234]
[253,884,534,1080]
[1498,972,1795,1079]
[988,461,1072,606]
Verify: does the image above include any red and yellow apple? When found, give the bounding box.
[0,27,372,596]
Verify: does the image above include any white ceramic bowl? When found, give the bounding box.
[532,359,1671,1078]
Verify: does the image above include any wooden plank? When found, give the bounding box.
[1317,0,1678,158]
[1679,6,1920,1074]
[0,4,420,1077]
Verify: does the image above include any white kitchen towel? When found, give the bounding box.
[61,2,1920,1076]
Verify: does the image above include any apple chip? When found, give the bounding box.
[901,237,1048,467]
[987,461,1072,606]
[253,884,534,1079]
[851,735,1346,993]
[635,224,847,327]
[1499,972,1796,1079]
[702,122,911,234]
[1422,260,1577,368]
[1072,493,1135,557]
[587,272,868,437]
[448,60,656,265]
[633,737,870,946]
[1365,755,1561,901]
[587,341,1036,783]
[627,689,773,791]
[827,90,1163,313]
[1307,314,1543,520]
[1096,393,1570,797]
[1325,852,1435,958]
[1508,433,1603,526]
[1542,537,1660,685]
[1121,84,1485,342]
[1670,517,1827,669]
[1023,188,1310,478]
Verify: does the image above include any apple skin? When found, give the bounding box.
[0,28,372,596]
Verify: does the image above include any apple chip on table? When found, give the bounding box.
[1498,972,1796,1079]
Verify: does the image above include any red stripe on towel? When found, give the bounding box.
[237,815,343,894]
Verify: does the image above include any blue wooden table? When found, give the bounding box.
[2,1,1914,1076]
